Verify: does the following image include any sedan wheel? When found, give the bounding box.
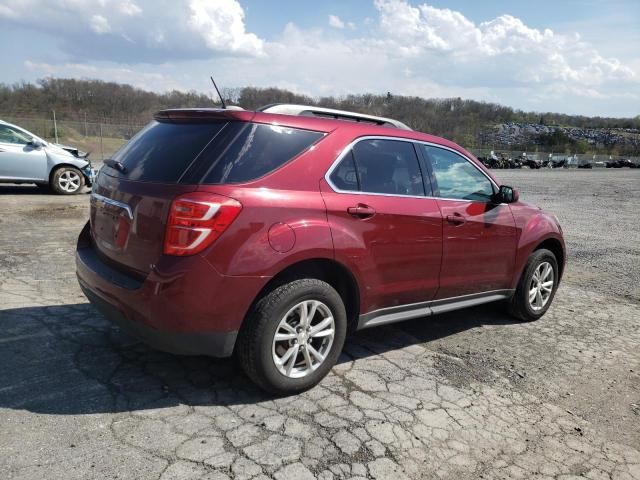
[52,167,85,195]
[59,170,81,192]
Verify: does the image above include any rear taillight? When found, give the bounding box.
[164,192,242,256]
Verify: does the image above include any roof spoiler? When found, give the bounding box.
[258,104,412,130]
[154,107,248,123]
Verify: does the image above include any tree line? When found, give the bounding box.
[1,78,638,149]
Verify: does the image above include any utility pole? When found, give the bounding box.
[52,110,59,144]
[99,123,104,161]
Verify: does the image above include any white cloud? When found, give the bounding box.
[0,3,18,18]
[328,14,345,29]
[90,15,111,34]
[117,0,142,16]
[0,0,263,61]
[6,0,640,116]
[188,0,263,54]
[211,22,485,100]
[221,2,637,115]
[373,0,635,89]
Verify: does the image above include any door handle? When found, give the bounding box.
[446,214,466,225]
[347,204,376,219]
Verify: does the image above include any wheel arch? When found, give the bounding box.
[245,258,361,333]
[48,163,84,184]
[533,237,565,281]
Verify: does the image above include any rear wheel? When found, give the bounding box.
[508,248,559,321]
[52,167,85,195]
[236,279,347,395]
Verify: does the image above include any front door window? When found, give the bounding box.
[0,125,32,145]
[423,145,494,202]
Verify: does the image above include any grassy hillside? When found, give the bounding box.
[1,78,638,155]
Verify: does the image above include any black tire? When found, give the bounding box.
[508,248,559,321]
[236,279,347,395]
[51,166,85,195]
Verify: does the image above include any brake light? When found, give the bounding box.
[164,192,242,256]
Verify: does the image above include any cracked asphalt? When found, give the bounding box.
[1,169,639,480]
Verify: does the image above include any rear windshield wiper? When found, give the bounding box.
[103,158,127,173]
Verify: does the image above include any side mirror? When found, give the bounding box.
[496,185,519,203]
[28,139,44,149]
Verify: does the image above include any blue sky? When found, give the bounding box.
[1,0,638,117]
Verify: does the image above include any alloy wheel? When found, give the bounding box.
[529,261,554,311]
[272,300,335,378]
[58,170,81,193]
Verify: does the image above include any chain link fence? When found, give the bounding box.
[4,115,640,168]
[3,115,145,161]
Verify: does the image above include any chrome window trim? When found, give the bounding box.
[324,135,500,201]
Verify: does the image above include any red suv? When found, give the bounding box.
[76,104,565,394]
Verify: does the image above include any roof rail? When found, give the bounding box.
[258,103,412,130]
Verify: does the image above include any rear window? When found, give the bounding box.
[200,123,324,184]
[110,120,226,182]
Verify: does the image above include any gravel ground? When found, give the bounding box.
[498,169,640,301]
[0,169,638,480]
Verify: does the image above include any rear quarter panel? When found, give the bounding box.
[194,127,360,278]
[196,185,335,277]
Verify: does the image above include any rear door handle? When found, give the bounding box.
[446,214,466,225]
[347,204,376,219]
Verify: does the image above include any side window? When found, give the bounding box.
[112,121,227,182]
[352,139,425,196]
[329,150,359,191]
[203,123,324,184]
[0,125,31,145]
[423,145,495,202]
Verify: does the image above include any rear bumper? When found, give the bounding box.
[75,222,266,357]
[79,282,237,356]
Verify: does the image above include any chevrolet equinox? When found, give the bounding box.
[76,104,566,394]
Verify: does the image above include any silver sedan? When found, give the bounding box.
[0,119,95,194]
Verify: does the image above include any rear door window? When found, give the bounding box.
[329,150,360,191]
[352,139,426,196]
[200,123,324,184]
[110,120,226,182]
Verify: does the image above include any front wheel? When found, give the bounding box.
[51,167,85,195]
[236,279,347,395]
[508,248,559,321]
